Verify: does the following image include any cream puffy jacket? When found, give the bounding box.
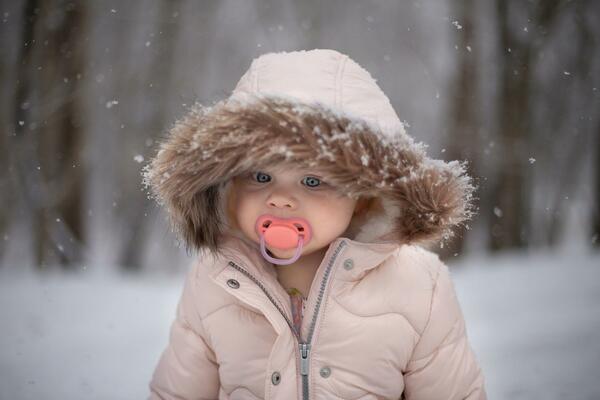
[148,235,486,400]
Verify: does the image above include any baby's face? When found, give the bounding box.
[229,166,358,258]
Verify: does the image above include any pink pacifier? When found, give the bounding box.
[255,214,312,265]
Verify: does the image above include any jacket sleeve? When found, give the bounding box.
[148,262,220,400]
[402,259,487,400]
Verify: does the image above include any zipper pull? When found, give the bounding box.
[299,342,311,376]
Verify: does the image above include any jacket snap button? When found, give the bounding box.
[226,279,240,289]
[319,366,331,378]
[343,258,354,270]
[271,371,281,385]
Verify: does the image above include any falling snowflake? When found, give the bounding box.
[134,154,144,163]
[493,207,503,218]
[528,157,536,164]
[361,154,370,166]
[452,20,462,29]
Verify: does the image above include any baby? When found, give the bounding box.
[143,49,487,399]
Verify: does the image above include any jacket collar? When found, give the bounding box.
[207,233,401,283]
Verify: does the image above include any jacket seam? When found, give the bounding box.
[410,258,442,350]
[201,301,257,322]
[195,314,219,366]
[335,54,349,109]
[409,319,464,373]
[330,294,420,337]
[188,266,218,361]
[150,385,194,400]
[402,246,440,335]
[253,57,261,92]
[228,385,262,399]
[410,316,463,363]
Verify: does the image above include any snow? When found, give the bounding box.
[1,248,599,399]
[454,248,600,400]
[0,270,182,400]
[361,154,370,167]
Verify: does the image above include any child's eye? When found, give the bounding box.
[302,176,322,188]
[252,171,271,183]
[250,171,325,189]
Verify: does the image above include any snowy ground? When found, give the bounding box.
[1,247,599,400]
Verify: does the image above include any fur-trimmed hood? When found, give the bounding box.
[142,49,478,256]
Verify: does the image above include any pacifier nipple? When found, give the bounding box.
[255,214,312,265]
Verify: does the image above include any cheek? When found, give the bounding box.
[311,197,356,230]
[233,192,262,230]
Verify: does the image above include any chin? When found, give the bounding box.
[267,242,306,257]
[268,246,298,257]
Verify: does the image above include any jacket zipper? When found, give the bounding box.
[227,239,347,400]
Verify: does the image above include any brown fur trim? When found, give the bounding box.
[142,93,478,256]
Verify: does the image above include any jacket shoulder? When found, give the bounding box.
[384,244,448,334]
[399,244,446,284]
[184,253,239,321]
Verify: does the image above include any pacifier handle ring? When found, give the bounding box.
[259,234,304,265]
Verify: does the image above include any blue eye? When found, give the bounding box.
[253,172,271,183]
[302,176,321,188]
[250,171,324,189]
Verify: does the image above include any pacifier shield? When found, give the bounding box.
[255,214,312,249]
[263,225,299,249]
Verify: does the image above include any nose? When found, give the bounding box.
[267,192,297,210]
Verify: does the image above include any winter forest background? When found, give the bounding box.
[1,1,599,399]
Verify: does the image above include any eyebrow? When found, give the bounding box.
[264,168,324,178]
[303,171,323,178]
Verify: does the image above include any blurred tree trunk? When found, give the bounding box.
[545,1,597,247]
[13,0,87,269]
[38,0,87,269]
[440,0,480,260]
[594,116,600,248]
[12,0,41,266]
[118,0,182,271]
[0,4,18,262]
[488,0,565,252]
[488,0,534,251]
